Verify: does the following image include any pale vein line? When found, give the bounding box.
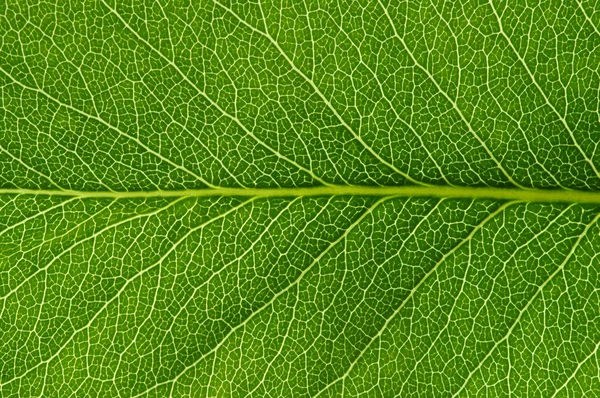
[17,20,117,191]
[398,203,575,395]
[129,197,390,398]
[100,214,157,391]
[336,198,445,395]
[317,7,451,185]
[187,198,306,396]
[115,197,300,384]
[312,200,516,398]
[2,197,111,265]
[376,0,525,189]
[3,186,600,204]
[481,75,568,189]
[0,196,79,238]
[163,12,340,186]
[43,200,254,396]
[0,66,216,189]
[574,0,600,37]
[98,0,332,188]
[0,145,64,190]
[220,198,340,396]
[212,198,337,396]
[150,11,289,187]
[551,338,600,397]
[213,0,429,187]
[244,283,298,397]
[32,33,243,188]
[0,197,184,303]
[356,198,444,313]
[452,210,600,397]
[4,104,117,192]
[0,198,118,318]
[0,197,253,389]
[487,0,600,181]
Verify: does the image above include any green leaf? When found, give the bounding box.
[1,0,599,397]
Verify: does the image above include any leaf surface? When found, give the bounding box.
[1,0,600,396]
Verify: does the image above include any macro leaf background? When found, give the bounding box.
[1,0,600,396]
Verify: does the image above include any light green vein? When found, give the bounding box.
[2,186,600,204]
[452,210,600,397]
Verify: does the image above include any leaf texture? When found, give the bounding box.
[1,0,600,396]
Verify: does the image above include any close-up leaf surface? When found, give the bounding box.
[0,0,600,396]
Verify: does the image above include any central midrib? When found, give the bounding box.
[2,186,600,204]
